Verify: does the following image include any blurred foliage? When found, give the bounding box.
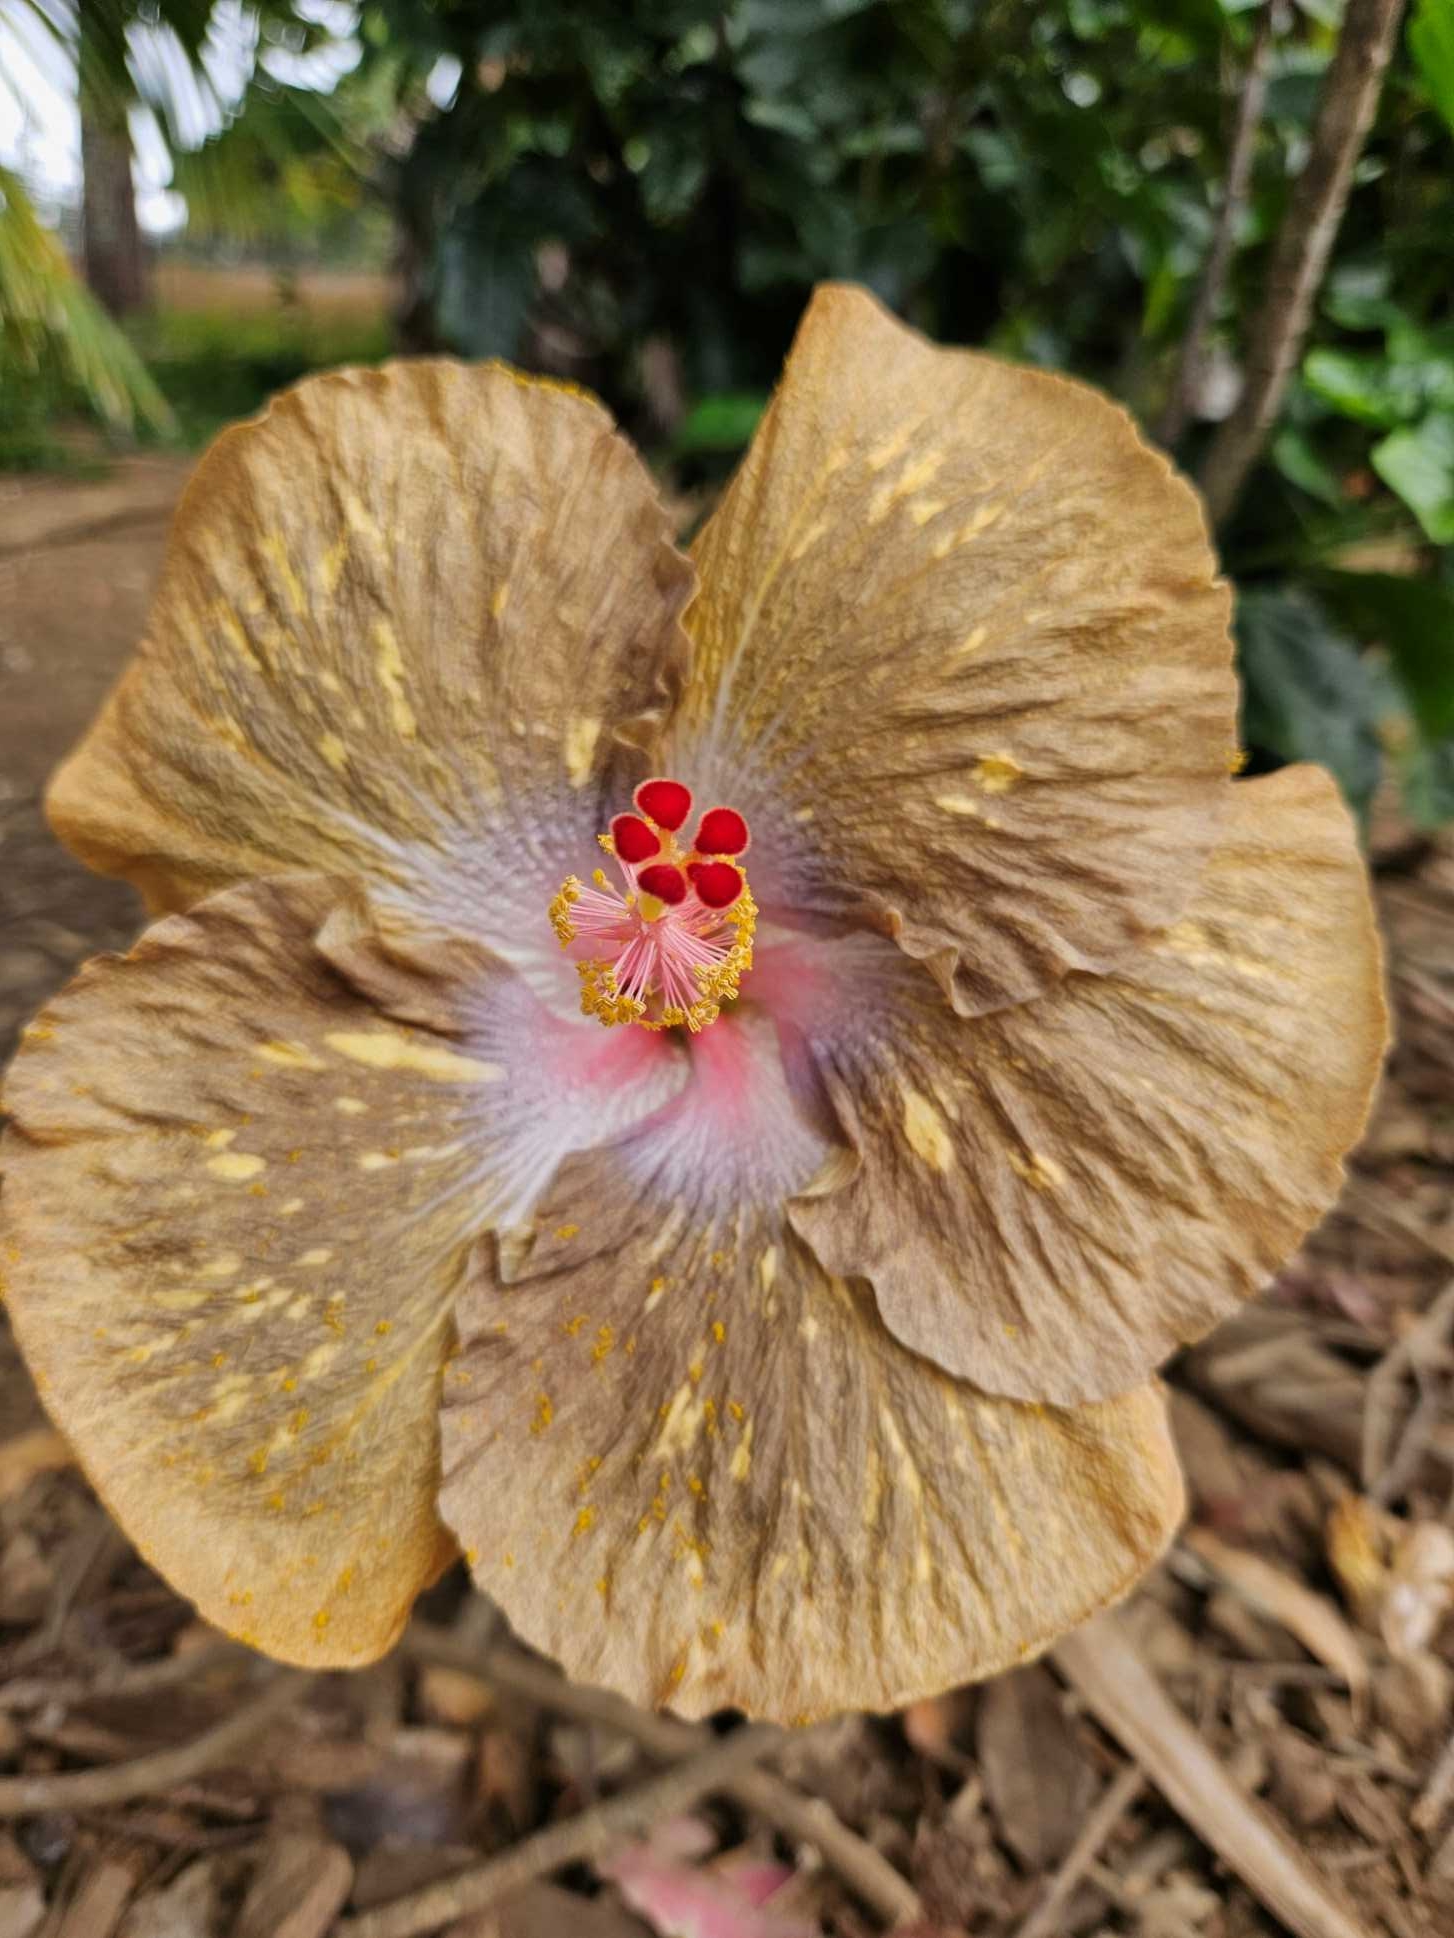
[358,0,1454,829]
[0,165,171,463]
[125,299,390,442]
[1411,0,1454,132]
[167,83,372,250]
[0,0,365,315]
[4,0,1454,826]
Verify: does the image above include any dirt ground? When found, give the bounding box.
[150,263,397,320]
[3,465,1454,1938]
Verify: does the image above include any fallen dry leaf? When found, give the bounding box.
[418,1665,495,1730]
[1326,1494,1454,1657]
[1326,1495,1389,1631]
[974,1665,1094,1871]
[0,1426,73,1505]
[1182,1526,1369,1704]
[1382,1522,1454,1658]
[1267,1732,1338,1830]
[54,1853,143,1938]
[0,1880,45,1938]
[233,1833,353,1938]
[115,1858,227,1938]
[900,1692,974,1772]
[1055,1610,1377,1938]
[1374,1648,1451,1755]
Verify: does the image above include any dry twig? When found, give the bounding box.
[1413,1724,1454,1836]
[8,1512,128,1672]
[406,1623,925,1927]
[1054,1611,1376,1938]
[337,1720,783,1938]
[1179,1527,1369,1708]
[1361,1278,1454,1498]
[1011,1760,1145,1938]
[0,1639,253,1713]
[1198,0,1406,522]
[0,1668,309,1817]
[1344,1179,1454,1272]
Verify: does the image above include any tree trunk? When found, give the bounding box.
[1197,0,1406,524]
[77,0,147,316]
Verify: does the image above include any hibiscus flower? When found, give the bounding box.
[0,286,1386,1722]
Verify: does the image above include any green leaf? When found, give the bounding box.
[1383,316,1454,411]
[1272,427,1345,506]
[1303,348,1424,427]
[1395,732,1454,828]
[1371,413,1454,542]
[1293,0,1345,28]
[674,391,768,455]
[1410,0,1454,136]
[1235,587,1384,817]
[1322,260,1397,330]
[0,168,173,436]
[1315,568,1454,739]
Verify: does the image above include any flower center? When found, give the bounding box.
[549,777,756,1033]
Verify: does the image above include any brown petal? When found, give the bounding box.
[678,284,1235,1014]
[0,876,521,1665]
[47,362,693,913]
[792,765,1387,1406]
[438,1023,1184,1723]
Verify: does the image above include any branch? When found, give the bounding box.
[0,1669,310,1817]
[0,1640,253,1713]
[336,1719,784,1938]
[1197,0,1407,523]
[1156,0,1278,448]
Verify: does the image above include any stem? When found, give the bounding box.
[1156,0,1278,448]
[1197,0,1406,524]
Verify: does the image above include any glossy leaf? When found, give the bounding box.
[1236,588,1385,818]
[1410,0,1454,134]
[1372,413,1454,543]
[1315,568,1454,740]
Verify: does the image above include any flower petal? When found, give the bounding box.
[438,1012,1183,1721]
[676,284,1235,1013]
[47,361,693,914]
[790,766,1387,1406]
[0,876,679,1664]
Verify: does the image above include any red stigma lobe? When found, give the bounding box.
[550,784,757,1032]
[687,859,745,909]
[635,778,693,831]
[637,862,689,905]
[610,814,662,863]
[693,807,751,856]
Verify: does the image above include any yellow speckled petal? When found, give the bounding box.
[0,875,678,1666]
[47,361,693,915]
[676,283,1236,1014]
[790,766,1388,1405]
[437,1011,1184,1722]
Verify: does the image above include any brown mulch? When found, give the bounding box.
[3,461,1454,1938]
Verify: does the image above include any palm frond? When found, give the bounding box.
[0,165,173,431]
[167,70,377,244]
